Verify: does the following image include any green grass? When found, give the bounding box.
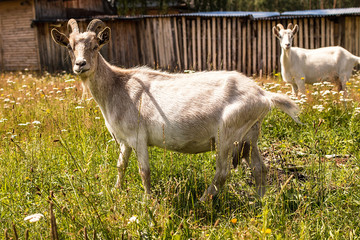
[1,71,360,239]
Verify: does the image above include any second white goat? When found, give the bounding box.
[273,23,360,96]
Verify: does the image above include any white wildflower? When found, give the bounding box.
[18,122,30,126]
[313,83,322,86]
[313,105,325,112]
[95,117,101,120]
[65,79,75,82]
[322,90,331,96]
[24,213,44,223]
[128,215,139,224]
[32,120,41,125]
[75,106,84,109]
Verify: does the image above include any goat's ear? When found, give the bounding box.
[51,29,69,47]
[272,26,280,38]
[97,27,111,48]
[292,24,299,35]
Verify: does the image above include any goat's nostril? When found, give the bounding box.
[76,60,86,67]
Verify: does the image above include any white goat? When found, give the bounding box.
[273,23,360,96]
[51,19,301,201]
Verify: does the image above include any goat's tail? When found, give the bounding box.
[266,92,302,124]
[356,56,360,65]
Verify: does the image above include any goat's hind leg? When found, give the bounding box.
[200,145,231,201]
[233,122,268,197]
[115,142,132,188]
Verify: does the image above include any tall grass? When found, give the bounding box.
[1,71,360,239]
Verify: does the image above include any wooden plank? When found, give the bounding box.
[217,18,222,69]
[173,17,181,70]
[227,18,231,70]
[237,19,241,72]
[326,18,330,46]
[315,18,320,48]
[212,17,216,70]
[191,19,196,70]
[201,19,206,70]
[262,20,267,75]
[298,18,303,48]
[197,17,201,70]
[330,20,334,46]
[207,19,211,70]
[253,21,258,74]
[321,17,325,47]
[222,18,227,69]
[242,20,246,73]
[181,17,187,70]
[272,20,277,72]
[231,18,236,70]
[309,18,314,49]
[266,20,271,74]
[0,13,3,71]
[356,17,360,57]
[304,18,309,49]
[293,19,298,47]
[247,20,251,75]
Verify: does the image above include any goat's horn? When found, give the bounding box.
[86,19,106,34]
[287,23,294,30]
[276,23,284,30]
[67,18,79,34]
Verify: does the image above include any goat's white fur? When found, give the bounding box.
[51,19,301,201]
[273,23,360,96]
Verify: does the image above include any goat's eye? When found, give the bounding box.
[67,44,72,50]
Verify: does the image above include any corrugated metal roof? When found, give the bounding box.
[282,7,360,17]
[178,11,280,19]
[31,7,360,23]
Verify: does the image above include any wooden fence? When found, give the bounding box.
[35,15,360,75]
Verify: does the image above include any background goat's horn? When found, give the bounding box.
[67,19,79,34]
[287,23,294,30]
[276,23,284,30]
[86,19,106,34]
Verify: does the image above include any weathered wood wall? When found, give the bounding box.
[0,0,39,71]
[34,0,115,19]
[36,15,360,74]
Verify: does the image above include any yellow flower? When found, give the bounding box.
[301,77,305,80]
[230,218,237,224]
[46,109,50,113]
[265,228,271,234]
[346,82,352,85]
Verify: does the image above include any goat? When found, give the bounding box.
[273,23,360,96]
[51,19,301,201]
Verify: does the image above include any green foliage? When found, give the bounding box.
[1,71,360,238]
[113,0,360,15]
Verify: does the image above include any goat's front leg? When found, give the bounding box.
[134,141,151,195]
[200,147,231,201]
[294,78,306,96]
[115,142,132,188]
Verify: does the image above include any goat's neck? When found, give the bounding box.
[81,54,127,108]
[280,48,292,70]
